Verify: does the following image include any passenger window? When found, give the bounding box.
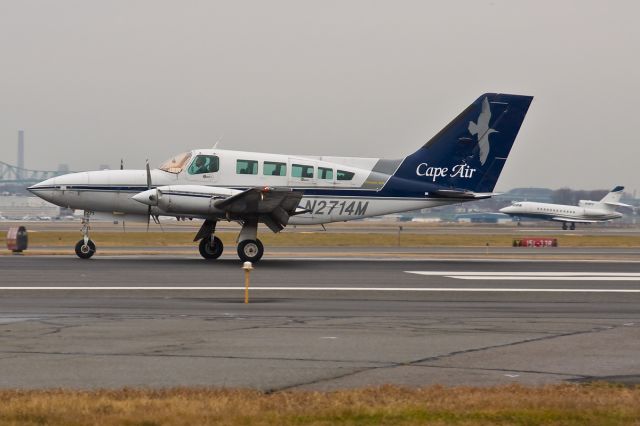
[263,161,286,176]
[188,155,219,175]
[236,159,258,175]
[292,164,314,178]
[318,167,333,180]
[337,170,355,181]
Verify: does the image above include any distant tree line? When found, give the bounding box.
[551,188,609,205]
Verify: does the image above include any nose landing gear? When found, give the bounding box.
[75,239,96,259]
[75,210,96,259]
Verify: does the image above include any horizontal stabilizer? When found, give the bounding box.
[605,202,632,208]
[430,189,497,199]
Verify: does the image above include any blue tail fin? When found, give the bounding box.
[390,93,533,193]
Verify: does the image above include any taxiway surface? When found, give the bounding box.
[0,256,638,390]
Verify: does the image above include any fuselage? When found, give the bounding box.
[499,201,623,223]
[29,148,464,225]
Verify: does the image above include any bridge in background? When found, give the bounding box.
[0,160,70,194]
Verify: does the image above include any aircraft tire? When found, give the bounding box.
[199,236,224,260]
[75,239,96,259]
[237,239,264,263]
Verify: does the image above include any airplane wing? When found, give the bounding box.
[214,187,300,213]
[132,185,305,233]
[551,217,600,224]
[214,187,305,231]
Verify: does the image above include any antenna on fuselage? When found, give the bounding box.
[212,134,224,149]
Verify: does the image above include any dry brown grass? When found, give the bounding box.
[2,231,640,249]
[0,384,638,425]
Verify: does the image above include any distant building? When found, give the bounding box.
[0,195,60,219]
[495,187,554,203]
[453,212,512,224]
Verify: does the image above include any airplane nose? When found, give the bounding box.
[132,189,158,206]
[27,177,56,193]
[28,177,58,203]
[499,206,512,213]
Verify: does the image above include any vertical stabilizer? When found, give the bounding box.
[389,93,533,194]
[599,186,625,205]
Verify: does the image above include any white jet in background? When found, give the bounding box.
[29,93,533,262]
[499,186,630,230]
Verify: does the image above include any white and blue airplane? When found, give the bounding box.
[499,186,630,230]
[29,93,533,262]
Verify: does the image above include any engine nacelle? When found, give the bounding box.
[151,185,241,215]
[132,185,242,215]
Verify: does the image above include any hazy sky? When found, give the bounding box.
[1,0,639,193]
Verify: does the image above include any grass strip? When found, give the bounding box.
[0,384,638,425]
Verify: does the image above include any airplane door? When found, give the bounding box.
[185,154,220,184]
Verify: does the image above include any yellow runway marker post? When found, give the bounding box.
[243,261,253,303]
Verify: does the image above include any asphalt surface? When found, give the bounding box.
[6,219,640,235]
[0,255,638,390]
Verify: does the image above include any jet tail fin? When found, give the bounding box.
[599,186,625,204]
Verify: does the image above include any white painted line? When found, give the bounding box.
[450,276,640,281]
[0,286,638,293]
[406,271,640,281]
[406,271,640,276]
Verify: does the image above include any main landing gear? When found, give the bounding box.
[235,219,264,262]
[194,218,265,263]
[75,211,96,259]
[562,222,576,230]
[237,239,264,263]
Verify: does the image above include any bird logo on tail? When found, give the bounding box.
[468,97,497,165]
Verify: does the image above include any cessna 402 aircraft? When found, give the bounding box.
[29,93,532,262]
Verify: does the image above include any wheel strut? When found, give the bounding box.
[76,210,96,259]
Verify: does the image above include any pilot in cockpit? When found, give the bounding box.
[193,156,209,174]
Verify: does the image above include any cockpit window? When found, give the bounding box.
[159,152,192,174]
[188,155,220,175]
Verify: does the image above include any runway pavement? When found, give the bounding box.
[6,219,640,235]
[0,255,638,390]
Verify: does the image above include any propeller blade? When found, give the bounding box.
[120,159,124,170]
[146,160,152,189]
[146,159,152,232]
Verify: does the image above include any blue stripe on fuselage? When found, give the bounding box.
[35,183,444,199]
